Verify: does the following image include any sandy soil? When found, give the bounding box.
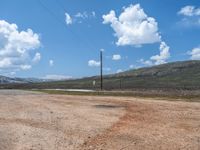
[0,90,199,150]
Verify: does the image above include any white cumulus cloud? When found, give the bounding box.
[32,52,41,63]
[0,20,41,73]
[139,42,170,66]
[20,65,32,70]
[129,64,139,69]
[65,11,96,25]
[177,6,200,27]
[88,60,100,67]
[102,4,161,46]
[75,11,96,19]
[138,59,153,66]
[116,69,123,73]
[75,12,87,19]
[188,47,200,60]
[103,4,170,66]
[49,60,54,67]
[112,54,121,60]
[178,6,200,17]
[65,13,72,25]
[150,42,170,65]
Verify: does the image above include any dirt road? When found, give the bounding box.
[0,90,199,150]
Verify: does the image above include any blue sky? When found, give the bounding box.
[0,0,200,79]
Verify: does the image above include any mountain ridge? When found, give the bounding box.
[1,60,200,90]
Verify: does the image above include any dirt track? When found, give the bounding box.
[0,90,199,150]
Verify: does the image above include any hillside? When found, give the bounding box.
[1,60,200,90]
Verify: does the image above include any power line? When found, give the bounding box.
[38,0,105,87]
[38,0,66,27]
[53,0,97,50]
[55,0,68,13]
[37,0,97,51]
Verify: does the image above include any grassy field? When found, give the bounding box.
[33,89,200,102]
[1,60,200,91]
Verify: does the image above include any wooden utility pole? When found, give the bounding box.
[100,50,103,90]
[120,79,122,90]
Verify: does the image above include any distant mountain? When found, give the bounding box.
[0,76,24,84]
[1,60,200,90]
[0,76,47,84]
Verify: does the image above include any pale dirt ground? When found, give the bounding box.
[0,90,199,150]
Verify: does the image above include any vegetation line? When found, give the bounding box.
[30,89,200,102]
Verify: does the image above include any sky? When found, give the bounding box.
[0,0,200,79]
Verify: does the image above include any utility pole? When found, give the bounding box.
[120,79,122,90]
[100,49,103,90]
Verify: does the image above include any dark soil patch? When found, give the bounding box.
[94,104,124,109]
